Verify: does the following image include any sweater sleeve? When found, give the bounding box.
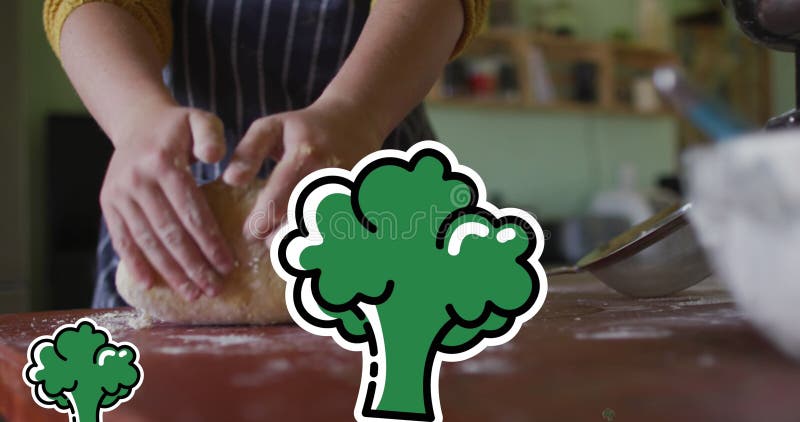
[370,0,489,59]
[43,0,173,64]
[452,0,489,58]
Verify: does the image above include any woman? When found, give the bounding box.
[43,0,487,307]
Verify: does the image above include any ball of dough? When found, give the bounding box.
[115,179,291,325]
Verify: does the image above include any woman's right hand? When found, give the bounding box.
[100,102,235,301]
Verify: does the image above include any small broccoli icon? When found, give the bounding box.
[273,141,547,421]
[23,318,143,422]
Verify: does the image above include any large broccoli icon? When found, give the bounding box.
[272,141,547,421]
[23,318,143,422]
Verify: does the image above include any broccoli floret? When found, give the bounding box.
[276,142,546,421]
[23,318,143,422]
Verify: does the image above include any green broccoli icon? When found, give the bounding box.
[23,318,143,422]
[272,141,547,421]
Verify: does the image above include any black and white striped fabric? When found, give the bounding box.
[93,0,435,308]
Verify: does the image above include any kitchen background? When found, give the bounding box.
[0,0,794,313]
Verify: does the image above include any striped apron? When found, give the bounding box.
[93,0,436,308]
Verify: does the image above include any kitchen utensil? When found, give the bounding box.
[547,203,711,297]
[652,67,753,139]
[723,0,800,52]
[723,0,800,129]
[545,68,753,297]
[554,216,630,264]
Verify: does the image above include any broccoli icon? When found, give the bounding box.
[273,141,547,421]
[23,318,143,422]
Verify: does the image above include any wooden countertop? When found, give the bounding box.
[1,274,799,422]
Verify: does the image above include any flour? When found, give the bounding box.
[151,330,338,356]
[568,283,741,341]
[596,304,652,313]
[575,325,673,340]
[686,131,800,360]
[569,303,741,341]
[228,347,355,387]
[154,333,274,355]
[456,356,515,374]
[696,353,717,367]
[171,334,266,347]
[637,307,743,327]
[666,297,733,309]
[230,358,293,387]
[637,295,731,307]
[86,309,152,334]
[128,311,155,329]
[547,281,608,294]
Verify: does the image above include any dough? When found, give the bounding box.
[115,179,291,325]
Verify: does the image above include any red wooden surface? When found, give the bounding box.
[1,274,799,422]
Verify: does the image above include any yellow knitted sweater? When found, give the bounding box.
[44,0,488,64]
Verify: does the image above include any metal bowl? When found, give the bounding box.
[548,204,713,297]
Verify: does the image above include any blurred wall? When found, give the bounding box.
[15,0,85,311]
[430,109,677,218]
[0,0,27,312]
[772,52,795,114]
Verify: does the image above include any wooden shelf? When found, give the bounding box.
[426,97,675,118]
[431,29,681,117]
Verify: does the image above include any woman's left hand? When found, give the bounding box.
[223,96,383,245]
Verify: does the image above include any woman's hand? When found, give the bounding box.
[220,0,466,246]
[223,96,383,244]
[57,3,237,301]
[100,101,235,301]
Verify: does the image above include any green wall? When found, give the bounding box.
[18,0,85,310]
[772,51,795,114]
[428,107,678,218]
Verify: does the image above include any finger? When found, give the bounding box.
[117,197,202,302]
[246,147,317,240]
[135,183,222,297]
[264,217,287,250]
[223,116,282,186]
[189,110,226,164]
[104,208,156,289]
[160,166,236,275]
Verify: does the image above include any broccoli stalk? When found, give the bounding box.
[277,143,545,421]
[367,298,450,415]
[23,318,143,422]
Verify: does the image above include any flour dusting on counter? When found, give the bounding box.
[155,333,278,355]
[228,349,355,387]
[230,358,294,387]
[575,326,673,340]
[152,330,343,356]
[88,309,153,334]
[456,356,515,374]
[171,334,265,346]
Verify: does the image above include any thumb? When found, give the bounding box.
[223,115,283,187]
[189,110,226,164]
